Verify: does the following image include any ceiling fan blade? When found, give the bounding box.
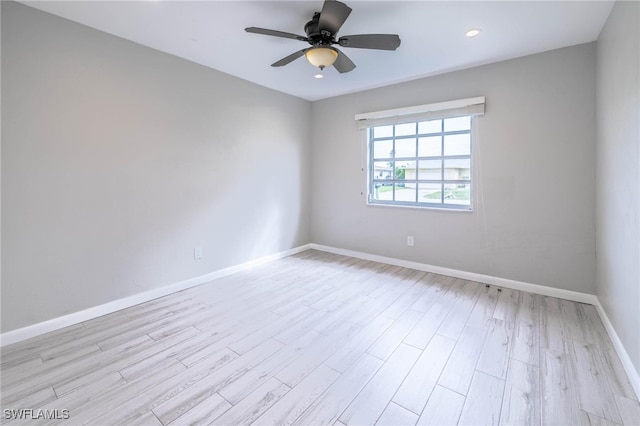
[271,48,309,67]
[338,34,401,50]
[318,0,352,35]
[245,27,308,42]
[333,49,356,73]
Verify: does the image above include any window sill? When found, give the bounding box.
[366,201,473,213]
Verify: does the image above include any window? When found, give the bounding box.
[356,97,485,211]
[368,116,473,209]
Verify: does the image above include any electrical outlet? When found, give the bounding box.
[407,236,414,247]
[194,247,203,260]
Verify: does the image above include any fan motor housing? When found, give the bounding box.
[304,13,333,46]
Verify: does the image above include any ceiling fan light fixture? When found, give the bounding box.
[305,47,339,69]
[246,0,399,74]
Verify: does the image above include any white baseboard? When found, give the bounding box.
[593,299,640,399]
[310,243,639,400]
[0,244,312,347]
[309,244,598,304]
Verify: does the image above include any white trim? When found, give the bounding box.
[0,244,312,347]
[310,243,596,304]
[310,243,639,399]
[593,299,640,399]
[354,96,485,121]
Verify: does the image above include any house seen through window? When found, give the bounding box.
[368,115,473,209]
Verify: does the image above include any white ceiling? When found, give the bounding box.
[22,1,614,101]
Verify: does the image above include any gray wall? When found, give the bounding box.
[311,43,597,294]
[596,1,640,374]
[1,2,311,332]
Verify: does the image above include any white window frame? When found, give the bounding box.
[356,97,485,211]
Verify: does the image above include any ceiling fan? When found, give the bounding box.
[245,0,401,74]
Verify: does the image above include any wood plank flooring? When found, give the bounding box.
[1,249,638,425]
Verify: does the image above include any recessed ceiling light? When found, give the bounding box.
[314,73,324,79]
[466,29,482,38]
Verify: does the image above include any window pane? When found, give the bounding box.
[443,183,471,206]
[395,123,416,137]
[444,159,471,180]
[368,114,472,210]
[373,161,393,180]
[371,182,393,201]
[373,139,393,159]
[418,136,441,157]
[418,119,441,134]
[373,125,393,138]
[396,160,416,180]
[418,159,442,180]
[418,183,442,203]
[444,134,470,156]
[444,116,471,132]
[394,183,416,202]
[395,138,416,158]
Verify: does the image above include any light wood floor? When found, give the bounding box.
[1,250,639,425]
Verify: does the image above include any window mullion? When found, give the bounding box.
[414,122,419,203]
[440,119,445,204]
[392,125,396,202]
